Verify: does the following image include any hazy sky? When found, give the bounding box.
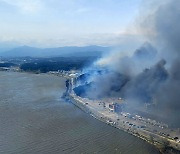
[0,0,142,47]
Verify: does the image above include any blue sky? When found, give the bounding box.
[0,0,143,47]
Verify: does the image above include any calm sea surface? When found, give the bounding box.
[0,72,160,154]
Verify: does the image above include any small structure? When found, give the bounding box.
[109,103,114,112]
[109,103,123,113]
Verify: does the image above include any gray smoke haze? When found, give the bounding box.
[74,0,180,126]
[149,0,180,125]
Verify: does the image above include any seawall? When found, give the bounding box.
[66,92,180,154]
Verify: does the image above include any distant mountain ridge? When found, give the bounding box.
[0,45,111,57]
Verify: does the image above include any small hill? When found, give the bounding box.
[0,45,111,57]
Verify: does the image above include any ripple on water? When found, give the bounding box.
[0,72,160,154]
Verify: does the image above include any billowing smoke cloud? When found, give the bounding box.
[74,0,180,126]
[95,42,158,76]
[148,0,180,126]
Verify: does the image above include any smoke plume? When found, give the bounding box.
[74,0,180,127]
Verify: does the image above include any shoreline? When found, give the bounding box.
[0,70,163,154]
[1,69,179,153]
[66,93,162,151]
[65,93,180,154]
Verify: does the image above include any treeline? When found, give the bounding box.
[20,57,97,73]
[0,62,17,67]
